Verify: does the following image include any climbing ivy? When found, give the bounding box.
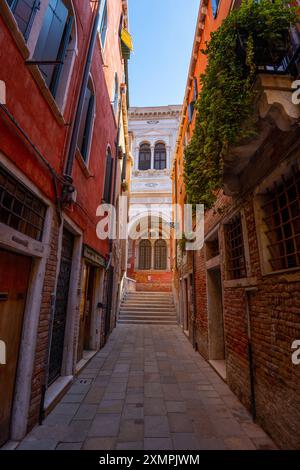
[184,0,298,208]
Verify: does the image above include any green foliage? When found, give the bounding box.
[184,0,298,208]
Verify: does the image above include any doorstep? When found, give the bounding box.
[209,359,227,381]
[0,440,19,451]
[76,350,98,374]
[43,375,73,416]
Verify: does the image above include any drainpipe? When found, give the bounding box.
[192,250,197,350]
[62,1,101,199]
[245,287,258,421]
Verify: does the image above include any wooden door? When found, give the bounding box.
[0,249,31,446]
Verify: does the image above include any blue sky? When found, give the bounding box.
[128,0,200,107]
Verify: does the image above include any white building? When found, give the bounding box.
[127,105,181,291]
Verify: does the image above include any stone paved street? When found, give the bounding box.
[17,325,276,451]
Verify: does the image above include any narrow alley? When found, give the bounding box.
[16,324,275,451]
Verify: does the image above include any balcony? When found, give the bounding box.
[223,30,300,196]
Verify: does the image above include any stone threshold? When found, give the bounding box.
[76,350,98,374]
[44,375,73,416]
[209,359,227,381]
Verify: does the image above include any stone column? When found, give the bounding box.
[151,145,155,170]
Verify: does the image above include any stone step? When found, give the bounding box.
[118,319,177,325]
[120,305,175,310]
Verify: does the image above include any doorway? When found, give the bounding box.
[0,249,32,446]
[207,268,226,379]
[77,263,96,362]
[48,228,74,386]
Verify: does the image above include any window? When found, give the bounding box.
[77,77,95,162]
[139,143,151,171]
[211,0,220,18]
[139,240,151,270]
[33,0,74,100]
[0,164,46,241]
[154,143,167,170]
[154,239,167,270]
[225,214,247,279]
[99,0,108,47]
[103,147,113,203]
[7,0,40,40]
[262,168,300,271]
[113,73,119,116]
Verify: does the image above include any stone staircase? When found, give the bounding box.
[118,291,177,325]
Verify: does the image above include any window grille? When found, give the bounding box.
[225,214,247,279]
[0,165,46,241]
[262,167,300,271]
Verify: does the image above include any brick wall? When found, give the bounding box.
[27,213,60,431]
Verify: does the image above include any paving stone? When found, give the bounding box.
[17,438,58,450]
[168,413,194,433]
[166,401,186,413]
[52,403,80,416]
[118,420,144,442]
[122,404,144,420]
[17,324,271,451]
[84,387,106,404]
[88,414,121,437]
[172,433,200,451]
[74,404,98,421]
[83,438,116,450]
[211,418,245,438]
[144,398,167,416]
[61,420,91,442]
[144,438,173,450]
[144,416,170,438]
[144,383,163,398]
[224,436,256,450]
[98,400,124,414]
[116,441,144,450]
[56,442,83,450]
[61,394,86,404]
[197,437,227,450]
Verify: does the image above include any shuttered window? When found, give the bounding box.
[33,0,73,99]
[77,78,95,162]
[211,0,220,18]
[99,0,108,47]
[103,148,113,203]
[154,143,167,170]
[7,0,40,40]
[154,240,167,270]
[139,240,151,270]
[139,143,151,171]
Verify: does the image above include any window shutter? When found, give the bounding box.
[81,94,95,161]
[8,0,40,40]
[34,0,68,89]
[188,102,195,123]
[211,0,220,18]
[121,153,127,182]
[103,152,113,203]
[193,77,198,102]
[50,14,74,97]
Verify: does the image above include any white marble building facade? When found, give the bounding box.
[127,106,181,289]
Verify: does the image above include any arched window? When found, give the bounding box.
[34,0,76,105]
[139,240,151,270]
[77,77,95,162]
[139,143,151,171]
[154,240,167,270]
[154,143,167,170]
